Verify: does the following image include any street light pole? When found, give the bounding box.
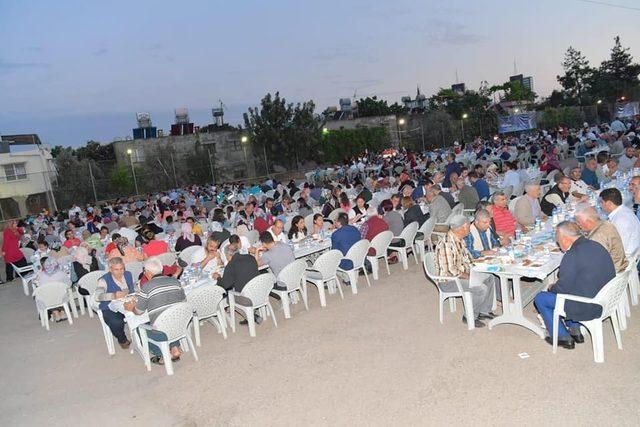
[461,113,468,142]
[420,122,425,152]
[126,149,139,195]
[397,118,405,149]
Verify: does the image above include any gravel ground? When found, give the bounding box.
[1,256,639,426]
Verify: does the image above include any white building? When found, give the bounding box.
[0,134,57,220]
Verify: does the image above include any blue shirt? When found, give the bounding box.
[473,179,490,201]
[331,225,361,269]
[444,162,461,187]
[581,167,599,189]
[463,229,499,259]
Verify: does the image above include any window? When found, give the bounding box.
[3,163,27,181]
[132,148,145,163]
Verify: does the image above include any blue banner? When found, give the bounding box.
[498,113,537,134]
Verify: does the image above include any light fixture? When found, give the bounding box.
[597,99,602,104]
[462,113,468,119]
[126,149,132,155]
[398,118,406,125]
[241,136,248,143]
[620,96,626,101]
[514,108,520,113]
[322,127,329,134]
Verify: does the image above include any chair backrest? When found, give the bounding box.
[508,196,520,213]
[422,252,439,284]
[245,230,260,245]
[369,230,394,255]
[20,247,34,261]
[178,245,202,265]
[33,281,69,307]
[503,185,514,201]
[595,271,630,318]
[152,302,195,341]
[311,249,343,279]
[418,217,436,242]
[398,222,419,246]
[277,259,307,290]
[328,208,345,222]
[156,252,177,267]
[125,261,144,281]
[344,239,370,267]
[240,273,277,306]
[78,270,107,294]
[546,169,560,182]
[304,214,315,234]
[451,203,464,217]
[155,232,167,241]
[117,227,138,242]
[186,285,225,318]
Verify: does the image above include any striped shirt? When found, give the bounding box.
[135,276,186,324]
[492,206,516,237]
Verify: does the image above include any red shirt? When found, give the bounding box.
[63,237,81,248]
[492,206,516,237]
[361,216,389,256]
[104,242,117,254]
[2,227,24,263]
[143,240,168,257]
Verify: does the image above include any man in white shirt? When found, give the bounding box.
[600,188,640,255]
[618,146,637,172]
[569,167,590,197]
[501,161,521,193]
[268,219,288,243]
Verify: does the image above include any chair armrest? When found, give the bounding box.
[138,323,154,331]
[555,293,597,305]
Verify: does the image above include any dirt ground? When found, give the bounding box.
[1,257,639,426]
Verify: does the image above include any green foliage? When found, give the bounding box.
[557,46,594,105]
[317,127,389,163]
[109,165,132,193]
[489,80,536,102]
[429,88,492,119]
[356,96,408,117]
[243,92,322,170]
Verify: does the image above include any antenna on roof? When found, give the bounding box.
[513,58,518,75]
[455,69,460,84]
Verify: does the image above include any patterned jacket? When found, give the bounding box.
[435,230,473,277]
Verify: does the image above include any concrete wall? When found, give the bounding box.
[112,130,256,182]
[326,115,400,147]
[0,148,55,217]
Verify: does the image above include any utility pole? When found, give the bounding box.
[207,148,216,184]
[263,144,269,176]
[420,122,425,152]
[170,153,178,188]
[88,161,98,203]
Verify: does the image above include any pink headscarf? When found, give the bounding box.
[181,223,195,242]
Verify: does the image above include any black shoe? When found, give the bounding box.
[477,312,495,320]
[568,327,585,344]
[545,336,575,349]
[462,315,486,328]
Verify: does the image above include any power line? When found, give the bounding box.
[575,0,640,12]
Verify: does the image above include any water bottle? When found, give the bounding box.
[508,246,516,261]
[552,208,558,226]
[515,229,522,241]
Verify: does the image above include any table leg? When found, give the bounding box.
[488,275,545,338]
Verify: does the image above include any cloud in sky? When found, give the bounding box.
[0,59,49,72]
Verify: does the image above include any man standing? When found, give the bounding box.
[600,188,640,255]
[534,221,615,349]
[574,204,628,273]
[125,257,186,365]
[434,214,496,328]
[443,153,461,188]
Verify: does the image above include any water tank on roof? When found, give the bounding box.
[212,107,224,126]
[136,112,152,128]
[175,108,190,124]
[339,98,352,111]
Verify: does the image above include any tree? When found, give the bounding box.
[489,80,536,102]
[75,140,115,162]
[244,92,321,170]
[592,36,640,100]
[557,46,594,105]
[355,96,407,117]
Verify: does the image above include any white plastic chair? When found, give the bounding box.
[388,222,419,270]
[336,239,371,294]
[508,196,521,214]
[366,231,393,280]
[503,185,514,201]
[125,261,144,282]
[229,273,278,337]
[20,247,35,261]
[304,214,315,234]
[625,250,639,306]
[117,227,138,243]
[156,252,177,267]
[422,252,475,330]
[138,302,198,375]
[305,249,343,307]
[187,284,228,346]
[178,245,202,265]
[33,281,74,331]
[77,270,106,318]
[11,260,35,296]
[328,208,346,222]
[245,229,260,246]
[271,259,309,319]
[552,271,629,363]
[414,217,436,260]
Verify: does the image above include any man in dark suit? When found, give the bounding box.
[534,221,615,349]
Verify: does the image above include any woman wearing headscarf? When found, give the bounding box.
[72,245,99,296]
[36,257,71,322]
[107,236,145,263]
[174,222,202,252]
